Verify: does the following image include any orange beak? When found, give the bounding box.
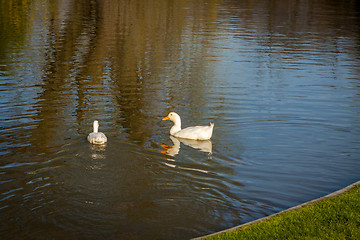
[161,144,169,150]
[160,144,169,154]
[162,116,169,121]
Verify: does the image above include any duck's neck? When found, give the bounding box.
[93,122,99,133]
[170,119,181,135]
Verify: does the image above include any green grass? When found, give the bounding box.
[203,185,360,240]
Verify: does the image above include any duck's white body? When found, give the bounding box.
[162,112,214,140]
[87,120,107,145]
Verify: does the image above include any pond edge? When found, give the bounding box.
[193,180,360,240]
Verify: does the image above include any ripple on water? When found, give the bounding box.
[1,1,360,239]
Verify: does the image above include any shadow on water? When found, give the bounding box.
[0,0,360,239]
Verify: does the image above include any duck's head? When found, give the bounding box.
[162,112,181,124]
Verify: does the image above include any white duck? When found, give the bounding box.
[162,112,214,140]
[87,120,107,145]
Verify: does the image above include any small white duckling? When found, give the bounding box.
[87,120,107,145]
[162,112,214,140]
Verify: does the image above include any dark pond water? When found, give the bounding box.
[1,0,360,239]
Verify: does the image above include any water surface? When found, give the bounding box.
[1,0,360,239]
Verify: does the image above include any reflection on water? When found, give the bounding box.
[162,136,212,157]
[1,0,360,239]
[89,144,107,160]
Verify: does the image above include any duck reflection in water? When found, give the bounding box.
[161,135,212,157]
[89,144,107,160]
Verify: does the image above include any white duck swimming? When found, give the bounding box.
[162,112,214,140]
[87,120,107,145]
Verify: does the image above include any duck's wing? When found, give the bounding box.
[88,132,107,144]
[174,124,213,140]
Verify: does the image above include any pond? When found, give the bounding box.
[1,0,360,239]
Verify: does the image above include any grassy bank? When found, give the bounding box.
[200,183,360,240]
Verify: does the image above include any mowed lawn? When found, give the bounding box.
[200,183,360,240]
